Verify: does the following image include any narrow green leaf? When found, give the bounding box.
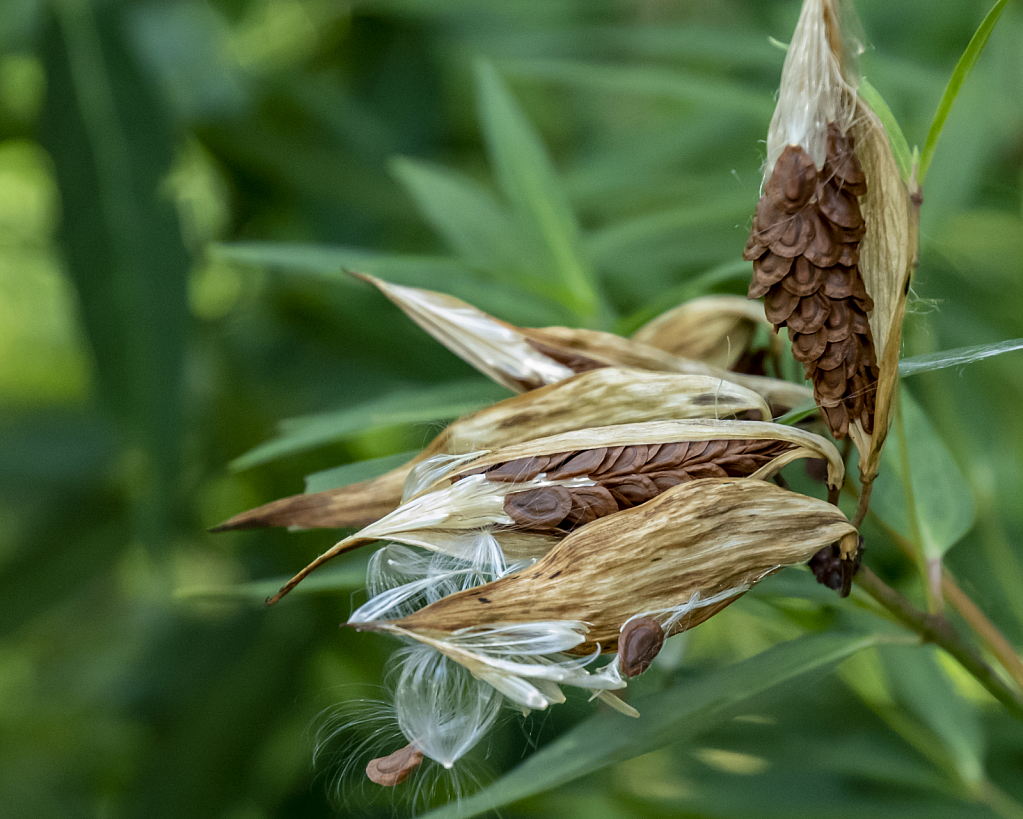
[878,645,985,787]
[871,391,975,560]
[175,559,369,603]
[899,338,1023,378]
[210,243,567,326]
[613,259,754,336]
[389,157,524,278]
[859,79,913,183]
[918,0,1009,183]
[230,380,508,471]
[40,2,190,548]
[303,450,419,495]
[475,61,603,324]
[422,632,878,819]
[506,59,775,120]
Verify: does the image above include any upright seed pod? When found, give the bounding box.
[743,0,914,459]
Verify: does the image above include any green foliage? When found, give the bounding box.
[4,1,1023,818]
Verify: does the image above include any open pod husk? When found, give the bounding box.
[363,478,859,655]
[264,419,843,604]
[355,270,812,413]
[213,368,771,532]
[846,97,915,482]
[630,295,778,371]
[748,0,913,471]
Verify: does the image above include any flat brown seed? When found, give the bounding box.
[791,327,829,361]
[549,448,607,479]
[603,474,659,508]
[766,145,819,213]
[756,251,795,283]
[599,445,646,478]
[786,291,831,334]
[563,485,619,527]
[817,181,863,229]
[618,616,665,678]
[768,210,816,258]
[837,242,859,267]
[486,456,547,482]
[817,336,856,371]
[645,442,690,470]
[366,744,424,787]
[504,486,573,529]
[765,283,800,325]
[782,256,825,297]
[823,265,856,299]
[802,215,844,268]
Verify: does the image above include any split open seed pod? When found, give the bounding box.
[213,368,771,532]
[744,0,914,480]
[265,418,843,604]
[631,295,779,372]
[361,478,859,656]
[354,270,812,413]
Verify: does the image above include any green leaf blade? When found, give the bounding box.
[475,61,604,324]
[423,632,878,819]
[919,0,1009,182]
[229,380,508,471]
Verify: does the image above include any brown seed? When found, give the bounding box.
[618,616,665,678]
[823,265,856,299]
[366,743,424,787]
[817,180,863,229]
[791,328,829,362]
[802,215,844,268]
[765,283,800,325]
[549,448,607,479]
[563,485,618,527]
[769,210,817,258]
[486,456,548,482]
[781,257,825,297]
[786,291,831,334]
[504,487,573,529]
[604,474,659,508]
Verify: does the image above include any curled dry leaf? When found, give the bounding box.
[366,478,859,655]
[265,420,844,604]
[212,368,771,532]
[355,270,812,413]
[631,295,778,372]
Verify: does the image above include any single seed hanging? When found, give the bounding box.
[365,743,424,787]
[744,123,880,439]
[618,616,665,678]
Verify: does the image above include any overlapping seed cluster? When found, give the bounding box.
[457,439,793,531]
[743,122,878,438]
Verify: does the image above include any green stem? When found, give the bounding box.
[855,567,1023,723]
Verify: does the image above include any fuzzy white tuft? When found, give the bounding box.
[765,0,863,173]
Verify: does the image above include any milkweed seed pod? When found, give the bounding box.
[345,479,858,773]
[369,479,858,654]
[744,0,913,474]
[631,295,780,374]
[212,368,772,532]
[354,270,813,413]
[264,419,844,604]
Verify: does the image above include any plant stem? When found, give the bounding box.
[851,476,873,528]
[870,513,1023,694]
[854,566,1023,723]
[943,574,1023,693]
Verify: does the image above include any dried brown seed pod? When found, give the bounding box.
[366,743,424,787]
[618,617,665,678]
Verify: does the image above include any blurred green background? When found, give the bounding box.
[2,0,1023,817]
